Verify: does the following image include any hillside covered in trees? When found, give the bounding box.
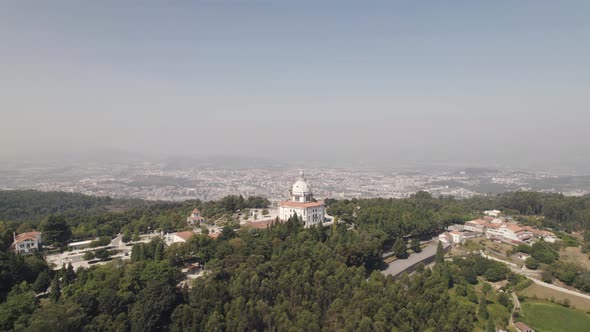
[1,214,522,331]
[1,190,589,331]
[0,191,269,249]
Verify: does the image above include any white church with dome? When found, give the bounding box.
[278,171,325,227]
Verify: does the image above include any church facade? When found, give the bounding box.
[278,171,325,227]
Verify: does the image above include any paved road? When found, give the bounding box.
[111,234,124,249]
[381,241,449,277]
[481,251,590,301]
[528,277,590,301]
[46,234,133,270]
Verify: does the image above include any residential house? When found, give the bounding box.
[439,231,464,244]
[486,223,532,243]
[12,231,42,254]
[464,219,487,233]
[166,231,196,245]
[500,223,533,242]
[522,226,557,243]
[514,322,535,332]
[439,232,453,244]
[484,210,501,217]
[450,230,465,244]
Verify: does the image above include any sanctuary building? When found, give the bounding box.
[278,171,325,227]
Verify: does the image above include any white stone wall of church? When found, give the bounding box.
[279,206,325,227]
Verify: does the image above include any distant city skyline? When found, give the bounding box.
[1,1,589,171]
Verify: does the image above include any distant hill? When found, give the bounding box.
[0,190,127,223]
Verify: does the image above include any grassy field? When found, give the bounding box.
[560,247,590,270]
[519,302,590,332]
[451,238,484,256]
[482,239,515,257]
[520,283,590,311]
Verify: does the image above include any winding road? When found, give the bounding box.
[480,250,590,301]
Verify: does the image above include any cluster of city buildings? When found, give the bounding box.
[10,172,558,261]
[440,210,557,246]
[5,159,586,202]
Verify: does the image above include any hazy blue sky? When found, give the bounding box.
[1,1,589,170]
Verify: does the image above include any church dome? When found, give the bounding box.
[291,171,311,195]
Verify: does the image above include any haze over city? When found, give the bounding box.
[1,1,589,172]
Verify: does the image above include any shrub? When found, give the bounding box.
[525,257,539,270]
[94,249,110,260]
[485,264,508,282]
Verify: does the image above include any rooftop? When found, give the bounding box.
[14,231,41,243]
[68,239,95,247]
[466,219,486,225]
[279,200,324,208]
[174,231,196,241]
[514,321,532,331]
[503,223,525,232]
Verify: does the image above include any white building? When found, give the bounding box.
[12,231,42,254]
[278,171,325,227]
[464,219,486,233]
[166,231,196,245]
[487,223,533,243]
[439,231,464,244]
[186,208,205,225]
[539,232,557,243]
[484,210,501,217]
[522,227,557,243]
[450,230,465,244]
[68,239,96,250]
[439,232,453,244]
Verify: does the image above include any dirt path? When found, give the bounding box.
[509,291,521,327]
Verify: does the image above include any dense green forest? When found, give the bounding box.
[1,215,521,332]
[0,191,269,249]
[327,190,590,233]
[2,190,589,249]
[1,189,589,331]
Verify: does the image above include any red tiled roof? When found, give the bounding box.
[14,231,41,243]
[192,208,200,214]
[208,232,221,239]
[278,200,324,208]
[174,231,196,241]
[521,226,554,236]
[503,223,525,232]
[514,321,532,331]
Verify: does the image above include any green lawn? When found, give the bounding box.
[520,302,590,332]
